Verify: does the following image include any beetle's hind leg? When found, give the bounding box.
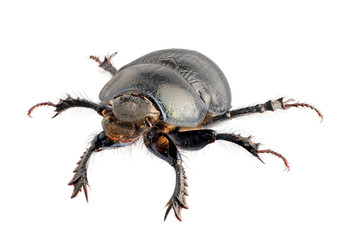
[211,97,323,123]
[28,94,110,118]
[90,52,117,76]
[169,130,290,171]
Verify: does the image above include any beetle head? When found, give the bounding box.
[102,94,160,142]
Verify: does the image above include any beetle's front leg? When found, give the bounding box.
[28,94,110,118]
[144,127,188,221]
[68,131,129,202]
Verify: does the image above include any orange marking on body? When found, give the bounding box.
[161,126,170,133]
[156,135,169,153]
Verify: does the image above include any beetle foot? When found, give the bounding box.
[28,94,83,118]
[90,52,117,75]
[257,149,290,171]
[237,135,290,171]
[68,150,91,202]
[28,94,105,118]
[90,52,117,65]
[89,55,102,65]
[68,171,89,202]
[27,94,76,118]
[164,164,188,221]
[283,98,323,122]
[242,136,290,171]
[27,102,56,117]
[216,134,289,170]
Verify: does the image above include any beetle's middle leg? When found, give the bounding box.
[28,94,110,118]
[144,127,188,221]
[211,97,323,123]
[169,129,290,171]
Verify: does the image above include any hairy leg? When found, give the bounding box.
[169,129,290,171]
[144,128,188,221]
[90,52,117,76]
[211,97,323,123]
[68,131,131,202]
[28,94,110,118]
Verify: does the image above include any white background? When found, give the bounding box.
[1,0,341,239]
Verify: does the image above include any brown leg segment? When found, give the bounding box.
[28,102,56,117]
[284,101,323,122]
[257,149,290,171]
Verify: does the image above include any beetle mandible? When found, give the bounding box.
[28,49,322,221]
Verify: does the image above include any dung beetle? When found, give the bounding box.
[28,49,322,221]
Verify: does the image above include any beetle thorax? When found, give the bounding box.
[102,94,160,142]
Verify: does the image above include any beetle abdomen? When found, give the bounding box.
[120,49,232,115]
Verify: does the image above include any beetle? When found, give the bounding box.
[28,49,322,221]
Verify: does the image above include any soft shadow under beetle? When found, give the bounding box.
[28,49,322,221]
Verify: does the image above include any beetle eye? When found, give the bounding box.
[146,131,153,139]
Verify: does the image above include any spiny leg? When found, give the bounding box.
[216,133,290,171]
[69,144,93,202]
[164,162,189,221]
[68,132,130,201]
[68,132,111,201]
[144,128,188,221]
[169,129,290,171]
[211,97,323,123]
[28,94,110,118]
[284,101,323,121]
[90,52,117,76]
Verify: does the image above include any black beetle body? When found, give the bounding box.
[28,49,322,221]
[99,49,231,127]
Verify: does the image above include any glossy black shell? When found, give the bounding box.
[99,49,232,126]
